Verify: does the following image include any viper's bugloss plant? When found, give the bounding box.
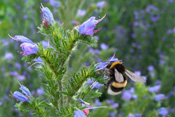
[10,5,106,116]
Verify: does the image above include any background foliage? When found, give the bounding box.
[0,0,175,116]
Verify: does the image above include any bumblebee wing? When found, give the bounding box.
[114,69,124,82]
[125,69,146,83]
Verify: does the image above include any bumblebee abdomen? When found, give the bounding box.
[110,85,124,92]
[109,80,127,93]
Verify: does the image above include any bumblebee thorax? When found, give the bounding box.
[108,62,125,73]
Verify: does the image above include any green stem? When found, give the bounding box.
[40,56,59,111]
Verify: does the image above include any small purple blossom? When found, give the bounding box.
[96,55,119,70]
[17,75,26,81]
[23,14,28,19]
[111,103,119,109]
[134,71,141,76]
[19,85,31,97]
[146,5,158,13]
[4,52,13,60]
[154,94,165,101]
[0,102,3,106]
[34,57,43,63]
[158,107,168,116]
[49,0,60,8]
[15,62,21,69]
[13,91,30,103]
[159,60,166,65]
[109,112,116,117]
[121,90,132,101]
[135,113,142,117]
[100,43,109,50]
[41,6,54,25]
[78,15,105,35]
[9,71,18,77]
[20,43,38,55]
[167,0,173,3]
[91,81,104,89]
[148,65,154,71]
[96,1,106,9]
[36,88,44,95]
[77,9,86,16]
[132,95,138,100]
[12,84,31,103]
[74,110,86,117]
[10,35,34,44]
[127,114,135,117]
[9,35,38,56]
[148,85,161,93]
[106,99,114,104]
[150,14,159,22]
[94,99,102,106]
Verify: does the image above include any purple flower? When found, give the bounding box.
[100,43,109,50]
[0,102,3,106]
[154,94,165,101]
[134,71,141,76]
[159,60,166,65]
[74,110,86,117]
[94,99,102,106]
[13,91,30,103]
[15,62,21,69]
[148,65,154,71]
[41,40,49,48]
[148,85,161,93]
[9,71,18,77]
[36,88,44,95]
[12,84,31,103]
[158,107,168,116]
[135,113,142,117]
[71,21,79,26]
[4,52,13,60]
[132,95,138,100]
[87,78,94,85]
[96,55,119,70]
[127,114,135,117]
[49,0,60,8]
[20,43,38,55]
[111,103,119,109]
[96,1,105,9]
[167,0,173,3]
[109,112,116,117]
[34,57,43,63]
[17,75,26,81]
[121,90,132,101]
[41,6,54,25]
[106,99,114,104]
[91,81,104,89]
[10,35,34,44]
[19,85,31,97]
[146,5,158,13]
[77,9,86,16]
[78,15,105,35]
[9,35,38,56]
[23,14,28,19]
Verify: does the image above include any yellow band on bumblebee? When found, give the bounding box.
[110,62,122,69]
[112,80,127,88]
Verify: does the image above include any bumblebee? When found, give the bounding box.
[105,61,145,95]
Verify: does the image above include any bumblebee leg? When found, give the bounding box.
[104,78,113,87]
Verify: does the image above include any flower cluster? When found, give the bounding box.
[12,83,31,103]
[9,35,38,56]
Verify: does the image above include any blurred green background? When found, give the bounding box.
[0,0,175,116]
